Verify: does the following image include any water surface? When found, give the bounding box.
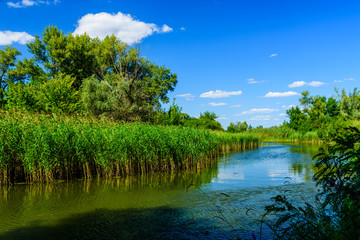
[0,143,320,239]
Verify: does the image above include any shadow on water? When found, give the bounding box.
[0,206,261,240]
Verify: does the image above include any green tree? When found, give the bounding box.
[326,97,340,117]
[7,74,79,113]
[286,106,309,132]
[25,26,96,88]
[227,121,248,132]
[0,46,22,106]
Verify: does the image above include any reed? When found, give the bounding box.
[0,109,259,184]
[249,126,321,143]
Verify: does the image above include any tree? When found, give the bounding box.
[286,106,309,132]
[227,121,248,133]
[299,90,312,114]
[183,111,223,131]
[25,26,97,88]
[326,97,340,117]
[2,26,177,121]
[80,46,177,121]
[0,46,22,106]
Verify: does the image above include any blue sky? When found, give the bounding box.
[1,0,360,128]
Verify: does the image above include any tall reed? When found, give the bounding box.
[0,110,259,183]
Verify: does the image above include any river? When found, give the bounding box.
[0,143,320,239]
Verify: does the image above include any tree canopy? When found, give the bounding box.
[1,26,178,122]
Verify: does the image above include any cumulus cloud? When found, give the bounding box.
[73,12,173,45]
[176,93,194,100]
[264,91,300,97]
[247,78,265,84]
[209,102,227,106]
[269,53,278,58]
[236,108,279,115]
[288,81,306,88]
[7,0,58,8]
[288,81,325,88]
[200,90,242,98]
[279,113,287,116]
[180,27,186,31]
[0,31,34,45]
[250,115,271,121]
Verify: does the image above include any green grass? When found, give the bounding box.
[0,110,259,183]
[248,126,321,143]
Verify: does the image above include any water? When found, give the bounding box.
[0,143,320,239]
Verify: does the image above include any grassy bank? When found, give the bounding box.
[248,126,321,143]
[0,110,259,184]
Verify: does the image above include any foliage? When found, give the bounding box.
[264,127,360,239]
[0,109,258,184]
[2,26,177,123]
[153,99,190,126]
[6,74,79,113]
[248,125,320,142]
[284,88,360,141]
[227,121,249,133]
[183,111,224,131]
[0,46,22,106]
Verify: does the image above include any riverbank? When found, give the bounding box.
[248,126,322,143]
[0,110,259,184]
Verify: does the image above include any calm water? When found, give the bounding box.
[0,143,320,239]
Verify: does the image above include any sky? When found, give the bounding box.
[1,0,360,128]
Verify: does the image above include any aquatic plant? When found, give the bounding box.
[0,109,259,184]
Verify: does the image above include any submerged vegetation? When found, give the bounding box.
[0,110,259,184]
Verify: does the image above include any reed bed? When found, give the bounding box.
[0,110,259,184]
[249,126,321,143]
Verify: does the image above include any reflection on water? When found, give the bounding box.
[0,144,320,239]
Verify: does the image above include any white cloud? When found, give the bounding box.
[176,93,194,100]
[288,81,325,88]
[7,0,58,8]
[236,108,279,115]
[279,113,287,116]
[269,53,278,58]
[250,115,271,121]
[209,102,227,106]
[230,104,242,108]
[218,116,229,120]
[334,78,354,83]
[344,78,354,81]
[0,31,34,45]
[200,90,242,98]
[264,91,300,97]
[308,81,325,87]
[180,27,186,31]
[288,81,306,88]
[161,24,173,33]
[73,12,173,45]
[247,78,265,84]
